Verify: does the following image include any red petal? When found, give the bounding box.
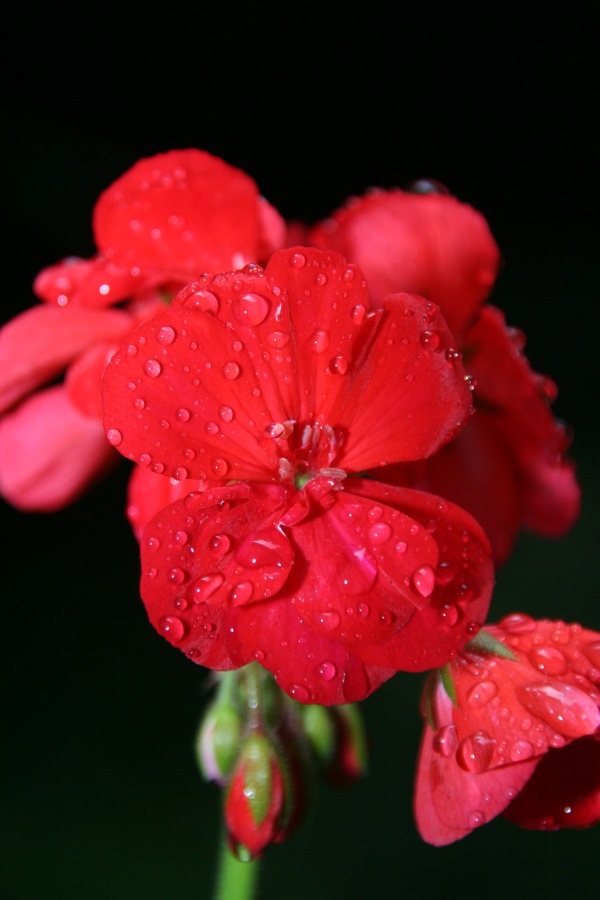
[66,341,121,419]
[414,683,538,845]
[0,305,132,413]
[139,483,296,670]
[503,734,600,830]
[0,385,117,511]
[309,188,500,342]
[346,480,493,669]
[466,306,580,539]
[93,149,279,277]
[329,293,474,471]
[126,464,211,541]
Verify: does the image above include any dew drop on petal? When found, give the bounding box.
[420,330,441,350]
[159,615,185,642]
[126,343,138,357]
[222,362,240,380]
[508,740,535,762]
[168,567,186,585]
[106,428,122,446]
[433,724,458,757]
[266,330,289,348]
[367,522,392,545]
[468,811,486,828]
[351,304,366,324]
[411,565,436,598]
[499,613,537,635]
[289,683,310,702]
[456,732,496,773]
[156,325,176,345]
[229,581,254,605]
[318,661,337,681]
[174,530,189,546]
[516,682,600,737]
[438,604,459,625]
[395,541,408,554]
[310,330,330,353]
[173,466,189,481]
[144,359,162,378]
[291,252,306,269]
[233,292,270,326]
[330,355,349,375]
[176,407,191,423]
[528,646,568,675]
[192,574,224,603]
[219,405,234,422]
[209,533,231,556]
[211,458,229,477]
[190,290,219,313]
[583,641,600,669]
[467,680,499,709]
[318,610,341,631]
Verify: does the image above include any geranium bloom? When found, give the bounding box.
[309,187,580,564]
[414,614,600,845]
[102,246,494,704]
[0,149,284,511]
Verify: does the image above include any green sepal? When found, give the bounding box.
[241,733,275,827]
[440,664,457,707]
[466,628,518,660]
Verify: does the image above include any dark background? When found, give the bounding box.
[2,5,598,898]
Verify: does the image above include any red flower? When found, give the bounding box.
[414,615,600,845]
[309,187,580,564]
[0,149,284,511]
[102,246,494,704]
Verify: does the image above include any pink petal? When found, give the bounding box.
[33,255,151,308]
[0,385,117,511]
[126,464,211,541]
[0,305,132,413]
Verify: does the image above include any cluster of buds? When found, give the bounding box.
[195,663,368,858]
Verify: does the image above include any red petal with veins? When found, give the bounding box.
[309,188,500,342]
[414,617,600,844]
[93,149,283,278]
[0,385,117,511]
[346,480,493,669]
[0,305,132,413]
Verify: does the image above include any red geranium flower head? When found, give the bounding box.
[414,615,600,845]
[102,247,494,705]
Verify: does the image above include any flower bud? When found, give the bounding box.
[301,703,368,787]
[195,702,243,786]
[225,729,294,858]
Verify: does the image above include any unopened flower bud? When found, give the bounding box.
[195,702,243,786]
[302,703,368,787]
[225,729,294,858]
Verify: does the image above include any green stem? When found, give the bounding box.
[213,827,261,900]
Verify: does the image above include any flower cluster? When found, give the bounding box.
[3,149,595,857]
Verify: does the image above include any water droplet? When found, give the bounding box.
[205,421,220,434]
[517,682,600,737]
[367,522,392,545]
[310,330,330,353]
[176,407,191,423]
[156,325,176,345]
[411,565,435,598]
[330,355,349,375]
[318,610,341,631]
[291,252,306,269]
[318,661,337,681]
[126,343,138,357]
[133,397,145,410]
[233,292,270,326]
[508,740,535,762]
[159,615,185,642]
[174,530,189,545]
[192,574,224,603]
[266,330,289,348]
[106,428,122,446]
[499,613,537,635]
[219,405,234,423]
[289,683,310,702]
[433,724,458,757]
[420,330,441,350]
[456,732,496,773]
[528,646,568,675]
[583,641,600,669]
[467,680,499,709]
[209,533,231,556]
[357,602,370,618]
[351,304,366,324]
[467,810,486,828]
[211,458,229,477]
[173,466,189,481]
[144,359,162,378]
[222,361,240,380]
[168,567,186,585]
[190,290,219,313]
[438,604,459,625]
[395,541,408,554]
[228,581,253,605]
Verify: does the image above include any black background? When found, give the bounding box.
[2,5,599,898]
